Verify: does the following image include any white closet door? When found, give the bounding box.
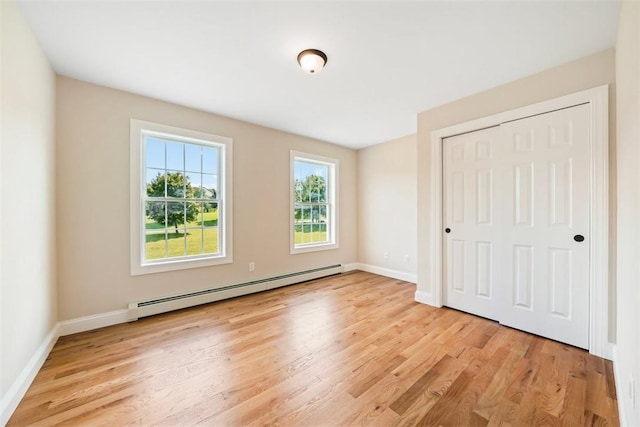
[443,126,501,321]
[499,104,591,349]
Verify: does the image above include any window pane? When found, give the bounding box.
[187,203,203,227]
[294,160,318,179]
[166,201,185,232]
[318,175,327,202]
[145,230,167,260]
[203,174,217,198]
[166,171,186,197]
[146,137,165,169]
[312,223,327,243]
[203,147,218,175]
[186,172,201,198]
[166,141,184,171]
[204,227,219,254]
[146,201,166,230]
[203,202,218,226]
[186,201,200,226]
[186,229,204,256]
[318,204,327,222]
[294,180,303,203]
[296,224,303,244]
[165,201,187,258]
[293,206,302,224]
[294,161,328,203]
[166,232,186,258]
[320,221,328,238]
[302,223,311,243]
[310,205,321,223]
[146,169,165,197]
[185,144,201,173]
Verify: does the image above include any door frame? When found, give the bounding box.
[423,85,610,358]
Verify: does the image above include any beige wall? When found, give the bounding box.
[357,135,417,278]
[416,49,617,338]
[615,2,640,424]
[55,77,357,320]
[0,0,57,410]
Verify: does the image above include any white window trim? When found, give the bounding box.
[130,119,233,275]
[290,150,339,254]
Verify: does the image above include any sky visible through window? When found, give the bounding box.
[145,136,218,192]
[295,160,328,182]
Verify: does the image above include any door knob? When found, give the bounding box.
[574,234,585,242]
[445,228,451,233]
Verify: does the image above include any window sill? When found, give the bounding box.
[131,255,232,276]
[290,242,338,255]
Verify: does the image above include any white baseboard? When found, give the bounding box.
[342,263,359,272]
[353,263,417,284]
[1,310,129,424]
[612,345,629,427]
[0,323,60,426]
[58,309,130,336]
[603,342,614,362]
[415,289,441,307]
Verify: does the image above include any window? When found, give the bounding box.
[290,151,338,253]
[130,119,232,275]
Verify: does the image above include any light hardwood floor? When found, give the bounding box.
[9,271,619,426]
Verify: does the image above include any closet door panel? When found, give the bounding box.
[499,103,591,349]
[443,127,501,320]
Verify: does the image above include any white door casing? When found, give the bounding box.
[420,85,609,359]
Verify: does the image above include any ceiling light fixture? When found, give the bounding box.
[297,49,327,74]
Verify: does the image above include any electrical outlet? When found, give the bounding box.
[403,254,410,264]
[249,262,255,272]
[384,251,389,259]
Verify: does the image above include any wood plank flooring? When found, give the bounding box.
[8,271,619,426]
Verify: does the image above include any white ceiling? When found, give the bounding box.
[18,1,620,149]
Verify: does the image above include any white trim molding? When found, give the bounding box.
[342,263,360,273]
[612,345,631,427]
[424,85,610,359]
[58,309,130,336]
[1,311,128,424]
[0,324,60,426]
[414,290,433,305]
[355,263,417,284]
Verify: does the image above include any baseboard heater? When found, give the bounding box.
[128,264,343,321]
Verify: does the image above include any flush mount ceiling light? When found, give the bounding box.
[297,49,327,74]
